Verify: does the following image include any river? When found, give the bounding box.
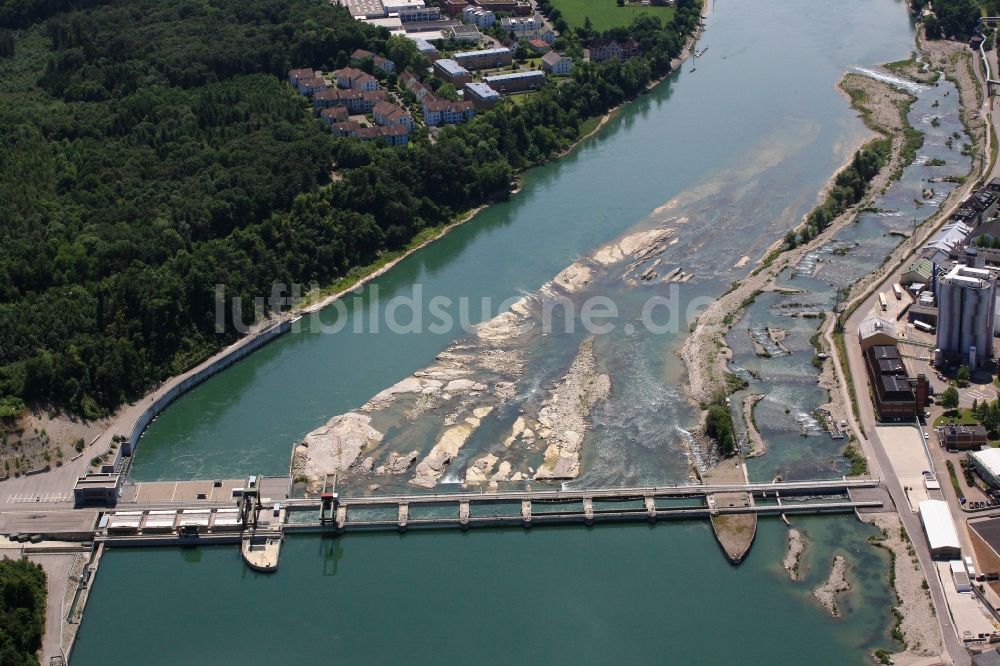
[73,1,944,663]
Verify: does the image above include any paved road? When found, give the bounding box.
[23,551,81,665]
[826,51,998,661]
[842,300,968,665]
[837,156,987,663]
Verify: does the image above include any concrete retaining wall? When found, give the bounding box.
[121,318,294,462]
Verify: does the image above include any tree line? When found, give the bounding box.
[0,0,701,417]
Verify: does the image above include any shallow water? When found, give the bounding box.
[75,1,937,662]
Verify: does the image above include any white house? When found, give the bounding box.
[462,5,495,28]
[541,51,572,76]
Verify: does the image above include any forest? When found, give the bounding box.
[0,0,701,417]
[0,558,46,666]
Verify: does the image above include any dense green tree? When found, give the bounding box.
[0,0,701,416]
[939,386,960,411]
[0,558,46,666]
[705,404,737,457]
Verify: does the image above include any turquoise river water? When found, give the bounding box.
[72,1,954,663]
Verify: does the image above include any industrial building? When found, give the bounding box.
[433,58,472,84]
[970,448,1000,490]
[74,471,125,506]
[464,82,501,109]
[862,343,928,420]
[858,317,896,352]
[936,257,997,368]
[452,47,512,70]
[483,70,545,94]
[938,424,988,451]
[918,499,962,559]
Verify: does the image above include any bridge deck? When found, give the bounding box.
[305,478,880,509]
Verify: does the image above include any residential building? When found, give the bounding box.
[621,38,642,58]
[464,82,501,109]
[328,89,388,114]
[918,500,962,559]
[513,2,532,16]
[400,69,421,88]
[588,37,641,62]
[483,70,545,93]
[937,424,988,451]
[422,96,476,125]
[527,39,551,54]
[332,120,363,138]
[434,58,473,85]
[312,89,343,109]
[288,68,315,88]
[373,101,413,131]
[351,49,397,73]
[320,107,350,125]
[333,67,380,91]
[377,124,410,146]
[332,122,408,146]
[987,177,1000,194]
[588,39,622,62]
[297,77,329,96]
[413,38,438,57]
[541,51,572,75]
[936,258,997,367]
[972,448,1000,490]
[441,0,471,15]
[862,344,928,419]
[473,0,519,12]
[407,79,434,101]
[500,14,543,38]
[453,47,512,70]
[462,5,495,28]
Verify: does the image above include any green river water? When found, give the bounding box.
[72,1,940,662]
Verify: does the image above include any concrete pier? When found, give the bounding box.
[459,500,470,528]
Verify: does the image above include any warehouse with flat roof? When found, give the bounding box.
[919,499,961,559]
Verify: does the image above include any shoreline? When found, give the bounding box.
[678,69,917,408]
[304,5,708,314]
[17,8,710,479]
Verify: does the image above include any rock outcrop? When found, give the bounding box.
[534,337,611,480]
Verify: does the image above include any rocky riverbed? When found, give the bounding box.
[290,227,680,493]
[783,528,805,581]
[813,555,850,617]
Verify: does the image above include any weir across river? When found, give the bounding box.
[87,475,885,566]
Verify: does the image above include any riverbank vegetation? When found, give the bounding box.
[843,442,868,476]
[917,0,981,41]
[0,557,46,666]
[0,0,702,417]
[705,403,737,457]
